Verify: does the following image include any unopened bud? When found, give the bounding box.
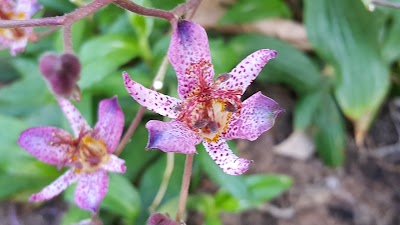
[39,52,81,101]
[147,213,179,225]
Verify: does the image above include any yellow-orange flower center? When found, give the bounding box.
[51,131,110,173]
[0,8,27,40]
[176,61,242,142]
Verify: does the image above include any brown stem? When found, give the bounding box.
[0,17,64,28]
[63,25,73,53]
[176,154,194,223]
[114,0,177,22]
[114,106,147,156]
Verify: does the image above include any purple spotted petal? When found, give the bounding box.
[16,0,41,17]
[18,127,71,165]
[146,120,201,154]
[123,72,182,118]
[224,92,283,141]
[168,20,214,99]
[57,97,90,137]
[221,49,277,94]
[101,155,126,173]
[30,169,79,202]
[93,97,124,153]
[202,139,252,175]
[75,170,109,213]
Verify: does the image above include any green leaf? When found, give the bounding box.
[60,205,91,225]
[209,38,239,75]
[305,0,390,135]
[78,35,139,89]
[102,174,141,222]
[38,0,76,12]
[381,10,400,63]
[244,174,292,207]
[294,91,324,130]
[229,35,322,94]
[314,94,345,166]
[219,0,291,25]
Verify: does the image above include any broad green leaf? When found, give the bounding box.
[38,0,76,12]
[244,174,292,207]
[229,35,322,94]
[219,0,291,25]
[78,35,139,89]
[60,205,91,225]
[209,39,239,75]
[294,91,324,130]
[102,174,141,222]
[305,0,390,137]
[198,142,249,200]
[381,9,400,63]
[119,125,158,180]
[314,94,345,166]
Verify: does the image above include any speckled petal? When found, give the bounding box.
[146,120,201,154]
[101,155,126,173]
[224,92,283,141]
[93,97,124,153]
[221,49,277,94]
[30,169,79,202]
[57,97,90,137]
[16,0,41,17]
[75,170,109,213]
[123,72,182,118]
[18,127,71,165]
[202,139,252,175]
[168,20,214,99]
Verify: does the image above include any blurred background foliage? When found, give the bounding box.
[0,0,399,224]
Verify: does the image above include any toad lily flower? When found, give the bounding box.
[0,0,41,55]
[18,97,126,212]
[123,20,282,175]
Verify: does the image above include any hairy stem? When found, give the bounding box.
[114,0,177,22]
[176,154,194,223]
[63,25,73,53]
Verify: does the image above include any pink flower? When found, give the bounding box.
[123,20,282,175]
[0,0,41,55]
[18,97,126,213]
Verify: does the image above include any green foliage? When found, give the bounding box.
[5,0,400,223]
[219,0,291,25]
[305,0,390,135]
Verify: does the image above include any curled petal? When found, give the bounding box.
[94,97,124,153]
[225,92,283,141]
[203,139,252,175]
[146,120,201,154]
[18,127,71,165]
[30,169,79,202]
[168,20,214,99]
[123,72,182,118]
[101,155,126,173]
[57,97,90,137]
[221,49,277,94]
[75,170,109,213]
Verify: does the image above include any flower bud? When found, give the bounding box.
[147,213,179,225]
[39,52,81,101]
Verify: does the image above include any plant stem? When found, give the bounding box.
[176,154,194,223]
[372,0,400,8]
[114,106,147,156]
[114,0,177,22]
[149,152,175,213]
